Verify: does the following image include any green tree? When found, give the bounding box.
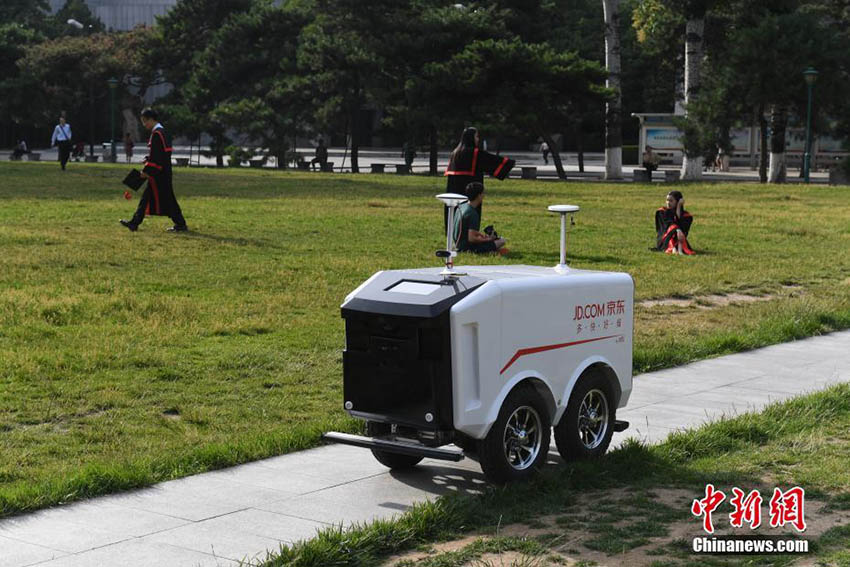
[0,0,51,31]
[634,0,725,179]
[16,30,157,148]
[193,1,311,167]
[382,1,512,175]
[153,0,255,166]
[426,37,610,179]
[0,1,50,145]
[297,0,415,173]
[679,1,848,182]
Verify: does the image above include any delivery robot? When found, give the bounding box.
[324,195,633,482]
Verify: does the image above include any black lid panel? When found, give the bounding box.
[342,271,486,319]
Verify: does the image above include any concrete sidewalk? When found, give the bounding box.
[1,331,848,567]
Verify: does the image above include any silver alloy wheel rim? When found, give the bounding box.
[502,405,542,470]
[577,388,609,450]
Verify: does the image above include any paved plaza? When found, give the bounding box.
[5,146,831,183]
[1,330,848,566]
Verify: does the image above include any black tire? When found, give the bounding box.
[554,374,614,461]
[366,421,424,470]
[478,385,551,483]
[370,449,424,470]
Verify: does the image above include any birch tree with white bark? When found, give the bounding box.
[679,12,705,179]
[602,0,623,179]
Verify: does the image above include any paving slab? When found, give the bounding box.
[191,509,329,545]
[142,520,284,564]
[0,514,129,554]
[0,330,848,567]
[0,536,67,567]
[31,540,238,567]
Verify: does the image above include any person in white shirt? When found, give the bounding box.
[51,116,73,170]
[11,140,28,160]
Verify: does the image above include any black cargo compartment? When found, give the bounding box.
[341,271,484,430]
[343,312,452,429]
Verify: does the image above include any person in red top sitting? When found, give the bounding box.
[654,190,694,255]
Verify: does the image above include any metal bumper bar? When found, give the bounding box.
[322,431,465,462]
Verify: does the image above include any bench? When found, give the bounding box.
[321,161,334,172]
[85,155,99,163]
[249,159,265,168]
[370,163,386,173]
[28,152,41,161]
[656,152,675,165]
[395,164,410,174]
[633,169,651,182]
[521,166,537,179]
[297,161,310,170]
[664,169,680,182]
[174,157,189,167]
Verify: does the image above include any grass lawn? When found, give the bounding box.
[0,161,849,517]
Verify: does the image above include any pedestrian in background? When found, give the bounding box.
[540,141,550,164]
[72,140,85,161]
[51,116,72,171]
[642,145,660,181]
[402,141,416,168]
[124,133,134,163]
[310,138,328,171]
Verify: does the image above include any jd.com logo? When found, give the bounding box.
[690,484,809,554]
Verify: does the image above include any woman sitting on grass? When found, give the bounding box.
[655,190,694,255]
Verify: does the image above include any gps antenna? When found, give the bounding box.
[435,193,469,276]
[547,204,580,273]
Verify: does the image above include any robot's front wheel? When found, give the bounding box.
[478,385,551,483]
[370,449,424,470]
[366,421,424,470]
[554,374,614,461]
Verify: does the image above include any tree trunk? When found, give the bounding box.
[429,124,438,176]
[350,77,361,173]
[758,106,768,183]
[680,17,704,180]
[576,127,585,173]
[602,0,623,179]
[350,107,359,174]
[768,105,787,183]
[540,129,566,179]
[215,133,224,168]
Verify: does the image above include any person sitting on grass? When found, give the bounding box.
[654,190,694,255]
[454,182,508,255]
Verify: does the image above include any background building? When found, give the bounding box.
[48,0,178,31]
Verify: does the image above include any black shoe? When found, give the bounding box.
[119,219,138,232]
[166,225,188,232]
